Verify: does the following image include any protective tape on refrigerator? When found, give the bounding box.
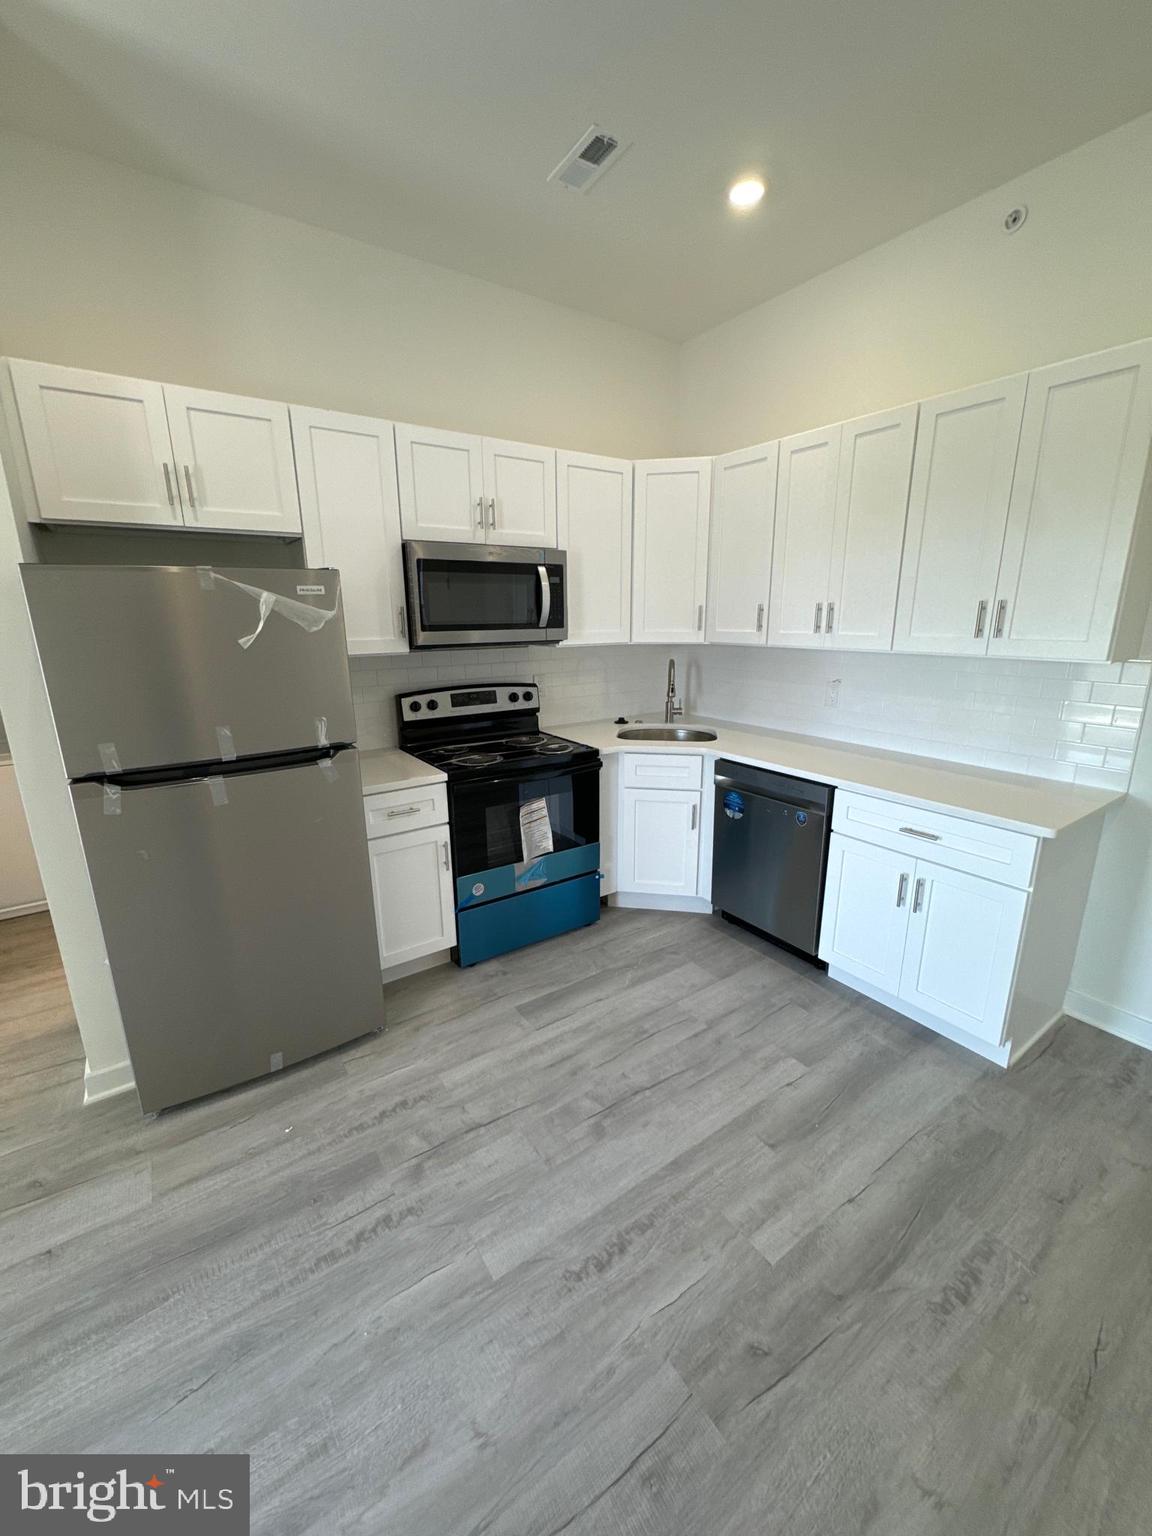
[215,725,237,761]
[198,569,337,649]
[98,742,121,773]
[317,756,338,783]
[207,776,229,807]
[315,716,329,748]
[102,783,122,817]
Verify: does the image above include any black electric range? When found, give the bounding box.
[396,683,602,965]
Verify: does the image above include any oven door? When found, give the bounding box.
[450,762,600,909]
[404,541,566,647]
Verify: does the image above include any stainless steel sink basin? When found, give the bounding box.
[616,726,718,742]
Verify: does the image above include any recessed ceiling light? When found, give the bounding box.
[728,176,766,210]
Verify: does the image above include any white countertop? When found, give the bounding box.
[550,717,1123,838]
[358,748,446,795]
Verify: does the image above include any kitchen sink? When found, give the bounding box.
[616,726,718,742]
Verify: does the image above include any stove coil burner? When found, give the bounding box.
[451,751,502,767]
[537,742,574,754]
[506,734,547,746]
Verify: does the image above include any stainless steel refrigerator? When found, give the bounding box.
[21,564,385,1113]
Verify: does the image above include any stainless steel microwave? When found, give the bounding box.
[402,541,567,648]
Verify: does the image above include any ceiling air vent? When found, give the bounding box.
[548,125,626,192]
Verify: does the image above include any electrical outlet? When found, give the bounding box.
[826,678,841,708]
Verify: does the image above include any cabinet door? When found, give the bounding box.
[395,423,484,542]
[767,424,841,647]
[827,405,917,651]
[617,787,700,896]
[482,437,557,546]
[631,458,712,644]
[706,442,777,646]
[292,407,407,656]
[990,340,1152,661]
[368,824,456,969]
[556,451,632,644]
[899,862,1027,1045]
[164,385,302,535]
[818,834,911,994]
[893,375,1027,654]
[9,360,182,527]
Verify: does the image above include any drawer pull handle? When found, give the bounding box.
[974,599,988,639]
[912,877,926,914]
[691,803,698,831]
[442,840,451,871]
[386,806,420,818]
[813,601,823,634]
[825,601,834,634]
[899,826,940,841]
[993,598,1007,639]
[756,602,764,632]
[896,872,909,908]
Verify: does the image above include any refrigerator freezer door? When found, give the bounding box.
[71,748,383,1112]
[22,565,356,776]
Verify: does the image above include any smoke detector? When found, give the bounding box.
[548,126,626,192]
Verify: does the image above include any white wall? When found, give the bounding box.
[678,112,1152,452]
[0,129,677,460]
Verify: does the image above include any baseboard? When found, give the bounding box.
[1065,988,1152,1052]
[381,949,453,984]
[0,900,48,920]
[610,892,712,914]
[82,1058,136,1104]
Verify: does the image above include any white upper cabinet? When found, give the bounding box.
[481,437,557,545]
[989,339,1152,661]
[8,360,182,528]
[706,442,778,646]
[164,385,301,536]
[556,450,633,645]
[396,426,554,547]
[631,458,712,644]
[292,406,407,655]
[768,425,841,647]
[395,423,485,543]
[893,374,1027,655]
[827,405,917,651]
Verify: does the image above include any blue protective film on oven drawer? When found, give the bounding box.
[456,842,600,909]
[455,871,602,966]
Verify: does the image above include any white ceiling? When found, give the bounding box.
[2,0,1151,340]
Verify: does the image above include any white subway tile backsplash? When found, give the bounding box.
[348,639,1149,794]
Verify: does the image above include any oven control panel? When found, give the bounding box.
[397,683,538,721]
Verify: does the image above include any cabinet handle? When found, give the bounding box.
[398,606,407,639]
[813,602,823,634]
[756,602,764,632]
[896,872,909,908]
[825,601,835,634]
[690,803,698,831]
[183,464,197,509]
[899,826,941,841]
[697,604,704,631]
[488,497,497,529]
[476,496,485,528]
[442,840,451,871]
[993,598,1007,639]
[386,805,420,818]
[912,877,925,913]
[162,462,175,508]
[973,599,988,639]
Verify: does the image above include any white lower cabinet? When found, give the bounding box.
[617,786,701,897]
[365,787,455,972]
[818,785,1105,1066]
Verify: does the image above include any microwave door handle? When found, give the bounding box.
[537,564,551,629]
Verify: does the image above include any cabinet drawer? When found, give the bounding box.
[365,783,448,838]
[621,752,704,791]
[833,791,1037,890]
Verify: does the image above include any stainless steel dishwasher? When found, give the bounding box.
[711,759,834,960]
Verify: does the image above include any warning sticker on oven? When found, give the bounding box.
[519,796,554,860]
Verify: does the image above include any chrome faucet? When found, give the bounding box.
[664,657,683,724]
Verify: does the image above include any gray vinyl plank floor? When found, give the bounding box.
[3,905,1152,1534]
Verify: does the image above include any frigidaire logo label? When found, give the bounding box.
[1,1456,249,1530]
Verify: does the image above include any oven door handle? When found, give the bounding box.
[537,565,551,629]
[449,761,602,793]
